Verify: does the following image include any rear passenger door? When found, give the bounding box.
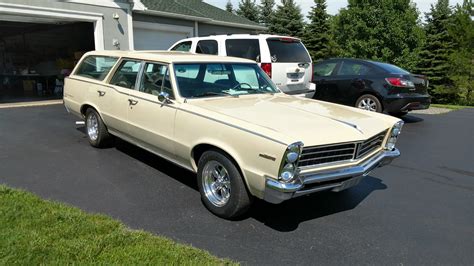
[106,59,142,134]
[332,61,375,106]
[126,62,177,159]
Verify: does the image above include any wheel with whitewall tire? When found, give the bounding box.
[85,108,112,148]
[197,150,252,219]
[356,94,383,113]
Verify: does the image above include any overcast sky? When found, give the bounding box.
[204,0,464,17]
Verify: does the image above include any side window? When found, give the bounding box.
[139,63,167,96]
[314,62,337,77]
[170,41,192,52]
[196,40,218,55]
[110,60,141,89]
[226,39,261,61]
[75,56,118,80]
[338,62,372,76]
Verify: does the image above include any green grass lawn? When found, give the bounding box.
[0,185,235,265]
[431,104,473,110]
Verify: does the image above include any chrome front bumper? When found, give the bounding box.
[264,149,400,204]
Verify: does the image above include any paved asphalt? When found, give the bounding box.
[0,105,473,265]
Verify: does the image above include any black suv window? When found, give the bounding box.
[337,61,373,76]
[266,38,311,63]
[75,56,118,80]
[196,40,218,55]
[170,41,192,52]
[225,39,261,61]
[314,62,338,77]
[110,60,141,89]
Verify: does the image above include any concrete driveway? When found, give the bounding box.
[0,105,473,265]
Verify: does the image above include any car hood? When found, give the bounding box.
[187,94,399,147]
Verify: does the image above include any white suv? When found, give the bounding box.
[169,34,314,96]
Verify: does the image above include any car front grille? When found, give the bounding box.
[299,130,388,168]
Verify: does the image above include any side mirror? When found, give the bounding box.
[158,91,171,103]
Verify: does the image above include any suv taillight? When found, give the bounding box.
[386,77,414,88]
[261,63,272,78]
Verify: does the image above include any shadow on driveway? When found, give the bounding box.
[94,129,387,232]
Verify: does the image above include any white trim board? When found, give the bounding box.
[0,2,105,50]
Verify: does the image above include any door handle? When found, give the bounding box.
[128,99,138,106]
[97,90,106,97]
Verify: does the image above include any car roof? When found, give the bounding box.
[176,34,301,41]
[83,50,256,64]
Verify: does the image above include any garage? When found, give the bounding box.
[133,22,194,50]
[0,20,94,102]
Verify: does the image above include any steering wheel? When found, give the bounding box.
[231,82,253,90]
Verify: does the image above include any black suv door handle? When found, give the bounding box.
[128,99,138,106]
[97,90,106,96]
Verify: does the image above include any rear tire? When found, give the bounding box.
[197,150,252,219]
[355,94,383,113]
[85,108,112,148]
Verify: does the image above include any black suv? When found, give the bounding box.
[312,58,431,116]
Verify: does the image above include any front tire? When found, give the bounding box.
[85,108,112,148]
[197,150,252,219]
[356,94,383,113]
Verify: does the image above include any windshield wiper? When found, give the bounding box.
[193,91,238,98]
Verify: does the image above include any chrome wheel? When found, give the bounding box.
[202,161,231,207]
[358,97,378,112]
[87,113,99,141]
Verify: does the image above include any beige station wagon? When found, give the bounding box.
[64,50,403,219]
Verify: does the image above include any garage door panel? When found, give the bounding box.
[133,28,190,50]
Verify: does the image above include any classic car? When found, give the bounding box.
[64,51,403,219]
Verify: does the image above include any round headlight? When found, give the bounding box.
[392,127,400,136]
[280,164,295,182]
[286,152,299,163]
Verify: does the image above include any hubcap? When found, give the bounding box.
[358,97,378,112]
[87,113,99,141]
[202,161,231,207]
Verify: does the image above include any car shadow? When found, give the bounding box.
[81,131,387,230]
[401,114,424,123]
[114,138,198,190]
[246,176,387,232]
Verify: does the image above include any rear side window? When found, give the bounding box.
[337,61,373,76]
[171,41,192,52]
[110,60,141,89]
[226,39,261,61]
[75,56,118,80]
[314,62,338,77]
[266,38,311,63]
[196,40,218,55]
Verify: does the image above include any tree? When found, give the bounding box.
[269,0,305,37]
[447,0,474,105]
[332,0,424,70]
[225,0,234,13]
[303,0,339,61]
[415,0,456,103]
[259,0,275,27]
[236,0,259,23]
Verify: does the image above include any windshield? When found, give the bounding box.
[173,63,280,98]
[372,62,410,74]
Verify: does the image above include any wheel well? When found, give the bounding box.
[357,92,384,110]
[192,144,244,177]
[80,104,94,117]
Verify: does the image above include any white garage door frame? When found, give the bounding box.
[133,21,194,50]
[0,2,105,50]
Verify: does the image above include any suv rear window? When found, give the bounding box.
[266,38,311,63]
[75,56,118,80]
[225,39,261,62]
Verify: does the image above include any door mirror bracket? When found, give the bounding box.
[158,91,172,104]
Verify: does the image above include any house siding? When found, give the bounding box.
[133,13,197,36]
[197,23,257,37]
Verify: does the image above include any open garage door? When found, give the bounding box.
[133,21,193,50]
[0,20,95,103]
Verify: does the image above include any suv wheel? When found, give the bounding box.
[85,108,112,148]
[356,94,382,113]
[197,150,252,219]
